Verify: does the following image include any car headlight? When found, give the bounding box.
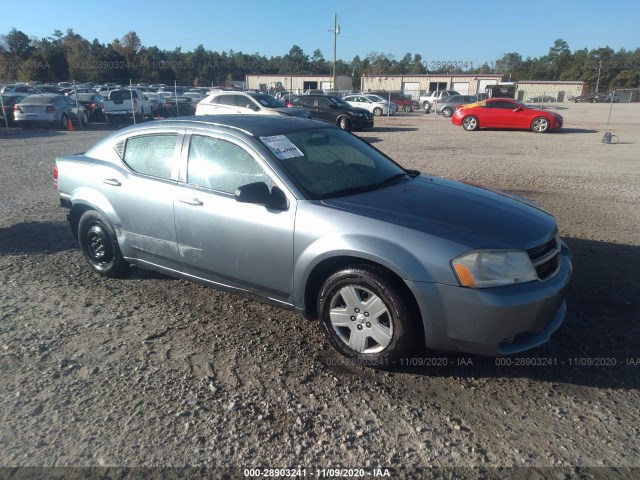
[451,250,537,288]
[348,111,364,117]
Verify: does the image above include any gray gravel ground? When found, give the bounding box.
[1,103,639,479]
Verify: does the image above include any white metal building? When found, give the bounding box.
[360,74,504,99]
[514,81,585,102]
[245,74,353,93]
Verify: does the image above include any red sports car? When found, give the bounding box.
[451,98,563,133]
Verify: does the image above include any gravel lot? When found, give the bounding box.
[1,103,639,478]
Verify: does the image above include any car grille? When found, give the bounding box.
[528,235,561,280]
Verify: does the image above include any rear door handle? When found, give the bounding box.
[179,197,203,206]
[103,178,121,186]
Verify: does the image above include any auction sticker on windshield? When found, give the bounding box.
[260,135,304,159]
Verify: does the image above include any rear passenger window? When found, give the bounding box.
[123,135,177,180]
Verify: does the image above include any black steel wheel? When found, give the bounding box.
[78,211,128,277]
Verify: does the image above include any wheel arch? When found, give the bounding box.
[67,188,123,241]
[301,255,426,346]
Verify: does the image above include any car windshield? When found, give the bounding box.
[330,96,350,107]
[260,127,411,199]
[22,96,54,104]
[250,94,286,108]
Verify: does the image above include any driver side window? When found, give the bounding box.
[187,135,272,194]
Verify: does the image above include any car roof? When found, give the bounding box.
[113,115,329,138]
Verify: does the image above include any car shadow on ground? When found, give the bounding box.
[321,237,640,390]
[0,221,77,254]
[556,128,600,134]
[369,126,418,133]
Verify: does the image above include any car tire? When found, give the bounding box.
[78,211,128,278]
[423,101,430,110]
[403,105,411,112]
[82,111,89,125]
[60,114,69,130]
[462,115,479,131]
[531,116,550,133]
[373,107,383,116]
[338,116,350,130]
[442,107,453,117]
[318,266,416,365]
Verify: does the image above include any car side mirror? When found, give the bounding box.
[235,182,288,210]
[247,104,260,111]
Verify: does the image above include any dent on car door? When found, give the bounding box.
[104,132,183,264]
[173,133,296,302]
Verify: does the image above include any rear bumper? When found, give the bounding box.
[406,244,572,356]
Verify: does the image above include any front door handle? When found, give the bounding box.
[103,178,121,186]
[179,197,203,206]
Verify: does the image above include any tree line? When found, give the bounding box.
[1,29,639,92]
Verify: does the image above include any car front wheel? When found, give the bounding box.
[462,115,479,131]
[338,116,351,130]
[531,116,550,133]
[78,211,128,277]
[318,267,415,365]
[373,107,383,116]
[403,105,411,112]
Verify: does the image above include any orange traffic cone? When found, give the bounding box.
[67,116,74,131]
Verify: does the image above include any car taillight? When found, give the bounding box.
[13,105,21,112]
[100,100,104,109]
[53,162,58,190]
[46,105,55,113]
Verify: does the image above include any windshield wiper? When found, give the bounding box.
[319,172,411,199]
[374,172,411,188]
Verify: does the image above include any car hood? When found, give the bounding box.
[274,107,309,118]
[321,175,557,250]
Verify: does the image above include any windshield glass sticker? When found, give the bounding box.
[260,135,304,159]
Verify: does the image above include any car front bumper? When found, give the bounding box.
[406,243,572,356]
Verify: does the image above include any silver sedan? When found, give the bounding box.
[14,93,87,129]
[54,115,572,365]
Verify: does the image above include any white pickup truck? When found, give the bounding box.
[101,88,152,122]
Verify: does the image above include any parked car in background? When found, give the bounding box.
[101,88,152,123]
[0,94,26,125]
[1,84,42,96]
[526,95,556,103]
[14,94,88,129]
[67,93,105,121]
[182,90,207,106]
[196,91,311,119]
[420,90,461,112]
[162,96,196,117]
[452,98,563,133]
[343,94,395,116]
[434,95,478,117]
[54,115,572,364]
[368,91,419,112]
[294,94,373,130]
[144,92,168,116]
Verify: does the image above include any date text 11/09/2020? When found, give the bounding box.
[244,468,392,477]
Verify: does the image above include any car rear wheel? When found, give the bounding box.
[82,111,89,125]
[373,107,383,116]
[531,116,550,133]
[60,114,69,130]
[338,116,350,130]
[78,211,128,277]
[403,105,411,112]
[442,107,453,117]
[462,115,479,131]
[318,266,415,365]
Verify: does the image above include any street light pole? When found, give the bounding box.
[595,58,602,93]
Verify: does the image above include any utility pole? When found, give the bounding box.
[595,58,602,93]
[330,13,340,91]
